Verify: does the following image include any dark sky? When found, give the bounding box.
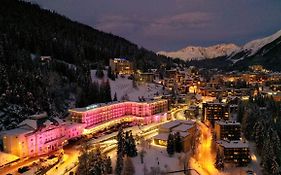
[30,0,281,51]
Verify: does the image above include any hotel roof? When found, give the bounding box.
[1,125,34,136]
[69,99,167,112]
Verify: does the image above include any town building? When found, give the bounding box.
[153,120,196,152]
[217,140,251,166]
[1,113,84,158]
[202,102,229,126]
[184,105,199,119]
[214,121,241,141]
[109,58,133,75]
[136,72,157,83]
[69,99,169,134]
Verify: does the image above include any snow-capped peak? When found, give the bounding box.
[157,43,240,61]
[237,29,281,57]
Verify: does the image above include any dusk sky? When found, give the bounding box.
[31,0,281,51]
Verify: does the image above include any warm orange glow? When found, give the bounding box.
[189,122,223,175]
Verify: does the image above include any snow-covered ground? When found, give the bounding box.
[108,144,189,175]
[91,70,164,101]
[0,151,19,167]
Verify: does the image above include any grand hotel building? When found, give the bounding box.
[0,99,168,158]
[69,99,169,134]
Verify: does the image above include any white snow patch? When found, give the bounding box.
[0,151,19,167]
[108,145,189,175]
[157,43,240,61]
[240,29,281,57]
[90,70,164,101]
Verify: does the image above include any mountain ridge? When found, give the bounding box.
[157,43,239,61]
[158,29,281,64]
[186,29,281,71]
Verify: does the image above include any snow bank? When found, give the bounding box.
[91,70,164,101]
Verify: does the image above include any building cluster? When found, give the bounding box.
[0,99,168,158]
[153,120,196,152]
[202,102,250,166]
[1,113,83,158]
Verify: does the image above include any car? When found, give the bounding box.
[48,154,56,159]
[18,166,30,173]
[246,170,255,175]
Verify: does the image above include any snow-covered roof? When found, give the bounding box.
[18,116,65,130]
[160,120,182,129]
[70,99,167,112]
[217,140,249,149]
[215,121,240,126]
[178,132,189,138]
[154,133,168,141]
[172,124,193,132]
[1,125,34,136]
[180,120,196,125]
[19,119,38,130]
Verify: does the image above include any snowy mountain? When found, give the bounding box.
[229,29,281,63]
[186,29,281,71]
[157,43,240,61]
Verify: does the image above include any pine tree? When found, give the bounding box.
[174,132,183,153]
[115,127,125,175]
[113,92,118,101]
[129,132,138,157]
[215,151,224,170]
[139,149,146,164]
[124,131,138,157]
[78,141,91,175]
[105,156,113,174]
[115,153,123,175]
[132,78,138,89]
[271,159,280,175]
[271,130,281,165]
[253,121,264,153]
[237,102,244,123]
[167,132,175,156]
[107,66,112,79]
[96,69,104,79]
[122,156,135,175]
[105,79,112,102]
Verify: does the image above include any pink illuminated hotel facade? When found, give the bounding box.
[1,99,168,158]
[69,99,169,134]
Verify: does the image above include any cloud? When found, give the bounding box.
[95,12,213,41]
[31,0,281,51]
[144,12,214,38]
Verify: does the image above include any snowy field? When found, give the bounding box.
[0,152,19,167]
[108,143,189,175]
[91,70,164,101]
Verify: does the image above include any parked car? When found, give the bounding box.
[18,166,30,173]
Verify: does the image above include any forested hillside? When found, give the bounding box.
[0,0,177,130]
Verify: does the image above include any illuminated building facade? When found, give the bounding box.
[1,113,84,158]
[154,120,196,152]
[217,140,251,166]
[214,121,241,140]
[109,58,133,75]
[202,102,229,126]
[69,99,168,133]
